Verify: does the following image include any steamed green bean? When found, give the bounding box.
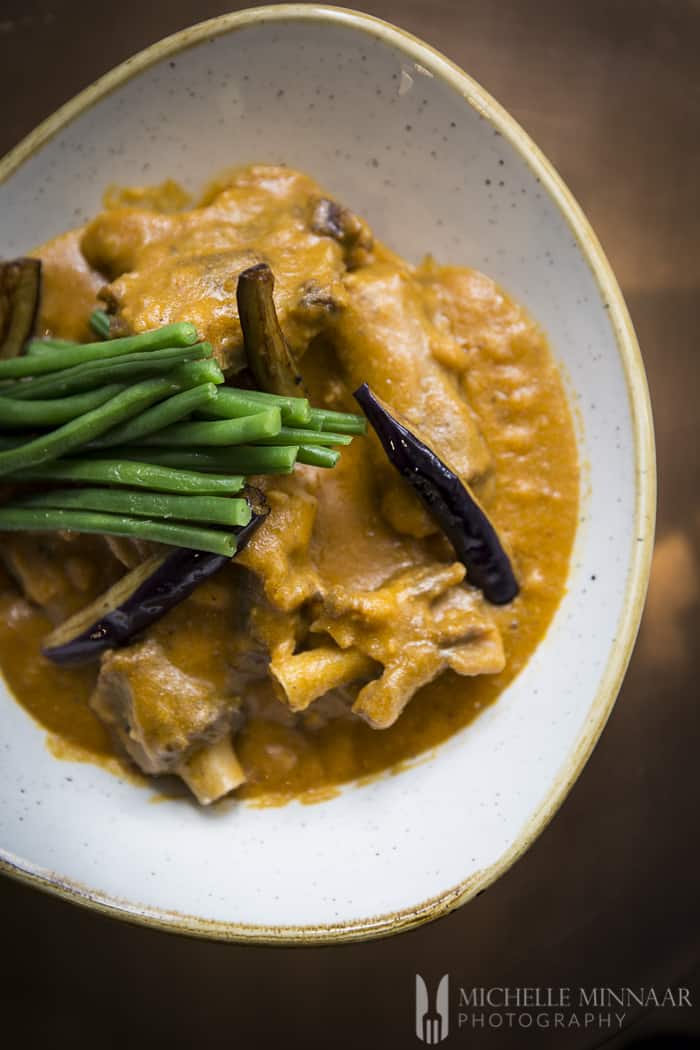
[0,376,184,476]
[0,384,125,427]
[308,407,367,434]
[20,487,252,528]
[15,458,245,494]
[0,506,238,557]
[89,310,112,340]
[3,344,212,400]
[26,338,78,355]
[89,383,218,448]
[254,426,352,447]
[196,386,310,426]
[211,387,311,426]
[137,408,282,447]
[0,322,200,379]
[296,445,341,468]
[102,444,299,475]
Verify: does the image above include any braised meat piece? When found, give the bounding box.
[90,639,245,804]
[311,563,505,728]
[328,262,493,485]
[81,166,350,373]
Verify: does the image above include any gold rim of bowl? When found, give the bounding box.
[0,4,656,945]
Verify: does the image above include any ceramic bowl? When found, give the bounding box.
[0,5,655,943]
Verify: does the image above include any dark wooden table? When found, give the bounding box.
[1,3,698,1047]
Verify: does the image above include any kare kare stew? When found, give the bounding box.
[0,166,579,805]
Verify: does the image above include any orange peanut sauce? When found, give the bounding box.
[0,171,579,804]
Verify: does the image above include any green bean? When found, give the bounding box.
[169,359,224,388]
[308,408,367,435]
[19,487,252,528]
[0,376,183,477]
[14,458,245,494]
[254,426,352,447]
[26,338,78,355]
[238,389,312,424]
[0,507,238,556]
[0,384,125,428]
[216,387,312,426]
[3,344,211,400]
[194,388,278,421]
[89,310,112,340]
[296,445,341,468]
[89,383,218,448]
[0,322,200,379]
[102,444,298,475]
[196,386,311,427]
[138,407,281,447]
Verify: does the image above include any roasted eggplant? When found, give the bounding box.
[236,263,306,397]
[43,490,268,664]
[0,258,41,359]
[354,383,519,605]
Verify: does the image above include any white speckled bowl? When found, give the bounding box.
[0,6,655,942]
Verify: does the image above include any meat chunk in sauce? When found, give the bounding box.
[311,563,504,728]
[90,640,245,804]
[29,230,103,343]
[237,478,320,612]
[103,536,160,570]
[0,163,579,805]
[269,645,379,713]
[80,167,352,373]
[328,262,492,485]
[0,534,121,624]
[1,535,81,620]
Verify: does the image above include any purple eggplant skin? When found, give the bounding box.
[42,507,267,665]
[236,263,305,397]
[0,258,42,358]
[354,383,519,605]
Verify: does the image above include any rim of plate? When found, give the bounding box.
[0,4,656,945]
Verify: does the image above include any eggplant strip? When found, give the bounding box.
[236,263,306,397]
[0,259,41,359]
[354,383,519,604]
[42,495,268,664]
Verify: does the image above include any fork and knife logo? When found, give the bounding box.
[416,974,450,1044]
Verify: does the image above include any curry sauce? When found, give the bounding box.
[0,167,579,804]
